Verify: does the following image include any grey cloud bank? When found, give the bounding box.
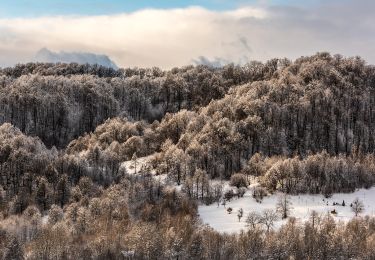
[34,48,118,69]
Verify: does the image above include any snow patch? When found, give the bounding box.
[121,155,154,175]
[198,185,375,234]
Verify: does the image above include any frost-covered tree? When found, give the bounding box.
[351,198,364,217]
[230,173,248,188]
[3,236,24,260]
[246,212,262,229]
[260,209,278,232]
[276,194,293,219]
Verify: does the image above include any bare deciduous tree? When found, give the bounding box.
[276,194,293,219]
[260,209,278,232]
[246,212,262,229]
[351,198,364,217]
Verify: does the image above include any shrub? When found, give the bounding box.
[224,190,235,201]
[230,173,248,188]
[237,187,247,198]
[253,187,267,203]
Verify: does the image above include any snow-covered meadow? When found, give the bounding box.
[122,156,375,234]
[198,184,375,233]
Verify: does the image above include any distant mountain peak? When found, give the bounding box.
[34,48,118,69]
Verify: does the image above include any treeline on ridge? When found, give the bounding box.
[0,61,276,148]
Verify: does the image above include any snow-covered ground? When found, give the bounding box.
[198,185,375,233]
[121,155,154,175]
[121,158,375,234]
[121,155,168,183]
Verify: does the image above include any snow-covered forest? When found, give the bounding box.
[2,53,375,259]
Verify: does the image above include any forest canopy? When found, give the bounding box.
[2,53,375,259]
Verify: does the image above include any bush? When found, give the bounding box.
[237,187,247,198]
[230,174,248,188]
[253,187,267,203]
[224,190,235,201]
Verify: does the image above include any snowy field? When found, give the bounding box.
[198,185,375,233]
[121,157,375,234]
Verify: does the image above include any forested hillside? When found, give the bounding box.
[2,53,375,259]
[0,61,274,148]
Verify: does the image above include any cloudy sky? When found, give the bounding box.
[0,0,374,68]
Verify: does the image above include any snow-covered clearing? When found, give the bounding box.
[121,155,154,175]
[121,155,168,183]
[121,158,375,234]
[198,185,375,234]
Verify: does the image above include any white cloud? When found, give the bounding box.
[0,1,374,68]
